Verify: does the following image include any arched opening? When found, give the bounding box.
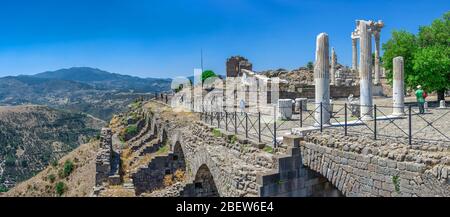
[172,141,186,171]
[192,164,219,197]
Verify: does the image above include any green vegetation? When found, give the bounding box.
[157,144,169,155]
[306,61,314,70]
[4,154,16,167]
[263,146,274,154]
[392,175,400,193]
[47,174,56,183]
[212,128,222,137]
[125,124,138,136]
[51,159,58,167]
[230,135,237,144]
[58,160,74,178]
[201,70,218,83]
[0,185,8,193]
[382,11,450,101]
[55,181,67,196]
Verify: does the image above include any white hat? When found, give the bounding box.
[417,85,422,89]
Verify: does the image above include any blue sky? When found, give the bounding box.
[0,0,447,78]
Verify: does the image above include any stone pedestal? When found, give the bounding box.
[424,101,428,112]
[439,100,446,109]
[392,56,405,116]
[278,99,293,120]
[314,33,331,126]
[345,79,353,87]
[335,78,343,87]
[295,98,308,112]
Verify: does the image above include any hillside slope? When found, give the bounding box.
[2,140,99,197]
[0,105,104,190]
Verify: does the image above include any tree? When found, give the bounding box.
[412,45,450,101]
[382,30,418,86]
[418,11,450,48]
[306,62,314,71]
[201,70,217,84]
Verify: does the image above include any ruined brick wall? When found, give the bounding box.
[95,128,113,186]
[226,56,253,77]
[273,85,360,103]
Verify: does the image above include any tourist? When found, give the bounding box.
[415,85,425,114]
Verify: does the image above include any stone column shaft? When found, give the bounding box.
[392,56,405,116]
[331,48,337,85]
[352,38,358,71]
[374,32,381,85]
[359,21,373,120]
[314,33,331,125]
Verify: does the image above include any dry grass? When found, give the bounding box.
[3,140,99,197]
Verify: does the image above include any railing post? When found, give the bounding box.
[409,105,412,145]
[300,100,303,128]
[320,102,323,132]
[258,112,261,143]
[225,112,228,132]
[273,106,277,148]
[217,112,220,128]
[245,112,248,139]
[344,103,348,136]
[211,112,213,125]
[374,105,377,140]
[234,111,237,134]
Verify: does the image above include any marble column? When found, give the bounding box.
[314,33,331,126]
[331,48,337,85]
[374,31,381,85]
[352,37,358,71]
[359,21,373,120]
[392,56,405,116]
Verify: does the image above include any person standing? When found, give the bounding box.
[415,85,426,114]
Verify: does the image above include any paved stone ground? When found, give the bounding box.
[206,96,450,146]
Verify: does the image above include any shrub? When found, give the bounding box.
[4,155,16,167]
[263,146,273,154]
[212,128,221,137]
[58,160,74,178]
[392,175,400,193]
[55,182,67,196]
[48,174,56,183]
[51,160,58,167]
[0,185,8,193]
[230,135,237,144]
[157,145,169,155]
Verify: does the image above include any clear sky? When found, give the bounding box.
[0,0,447,78]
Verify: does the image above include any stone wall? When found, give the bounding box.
[95,128,113,186]
[277,85,360,102]
[299,130,449,197]
[257,135,343,197]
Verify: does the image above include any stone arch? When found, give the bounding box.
[192,164,219,197]
[170,140,186,173]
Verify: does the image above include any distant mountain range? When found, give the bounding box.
[0,67,173,120]
[32,67,172,93]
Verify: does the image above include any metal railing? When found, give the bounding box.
[200,101,450,147]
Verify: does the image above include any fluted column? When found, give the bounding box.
[314,33,331,126]
[352,37,358,71]
[392,56,405,116]
[359,21,373,120]
[374,31,381,85]
[330,48,337,85]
